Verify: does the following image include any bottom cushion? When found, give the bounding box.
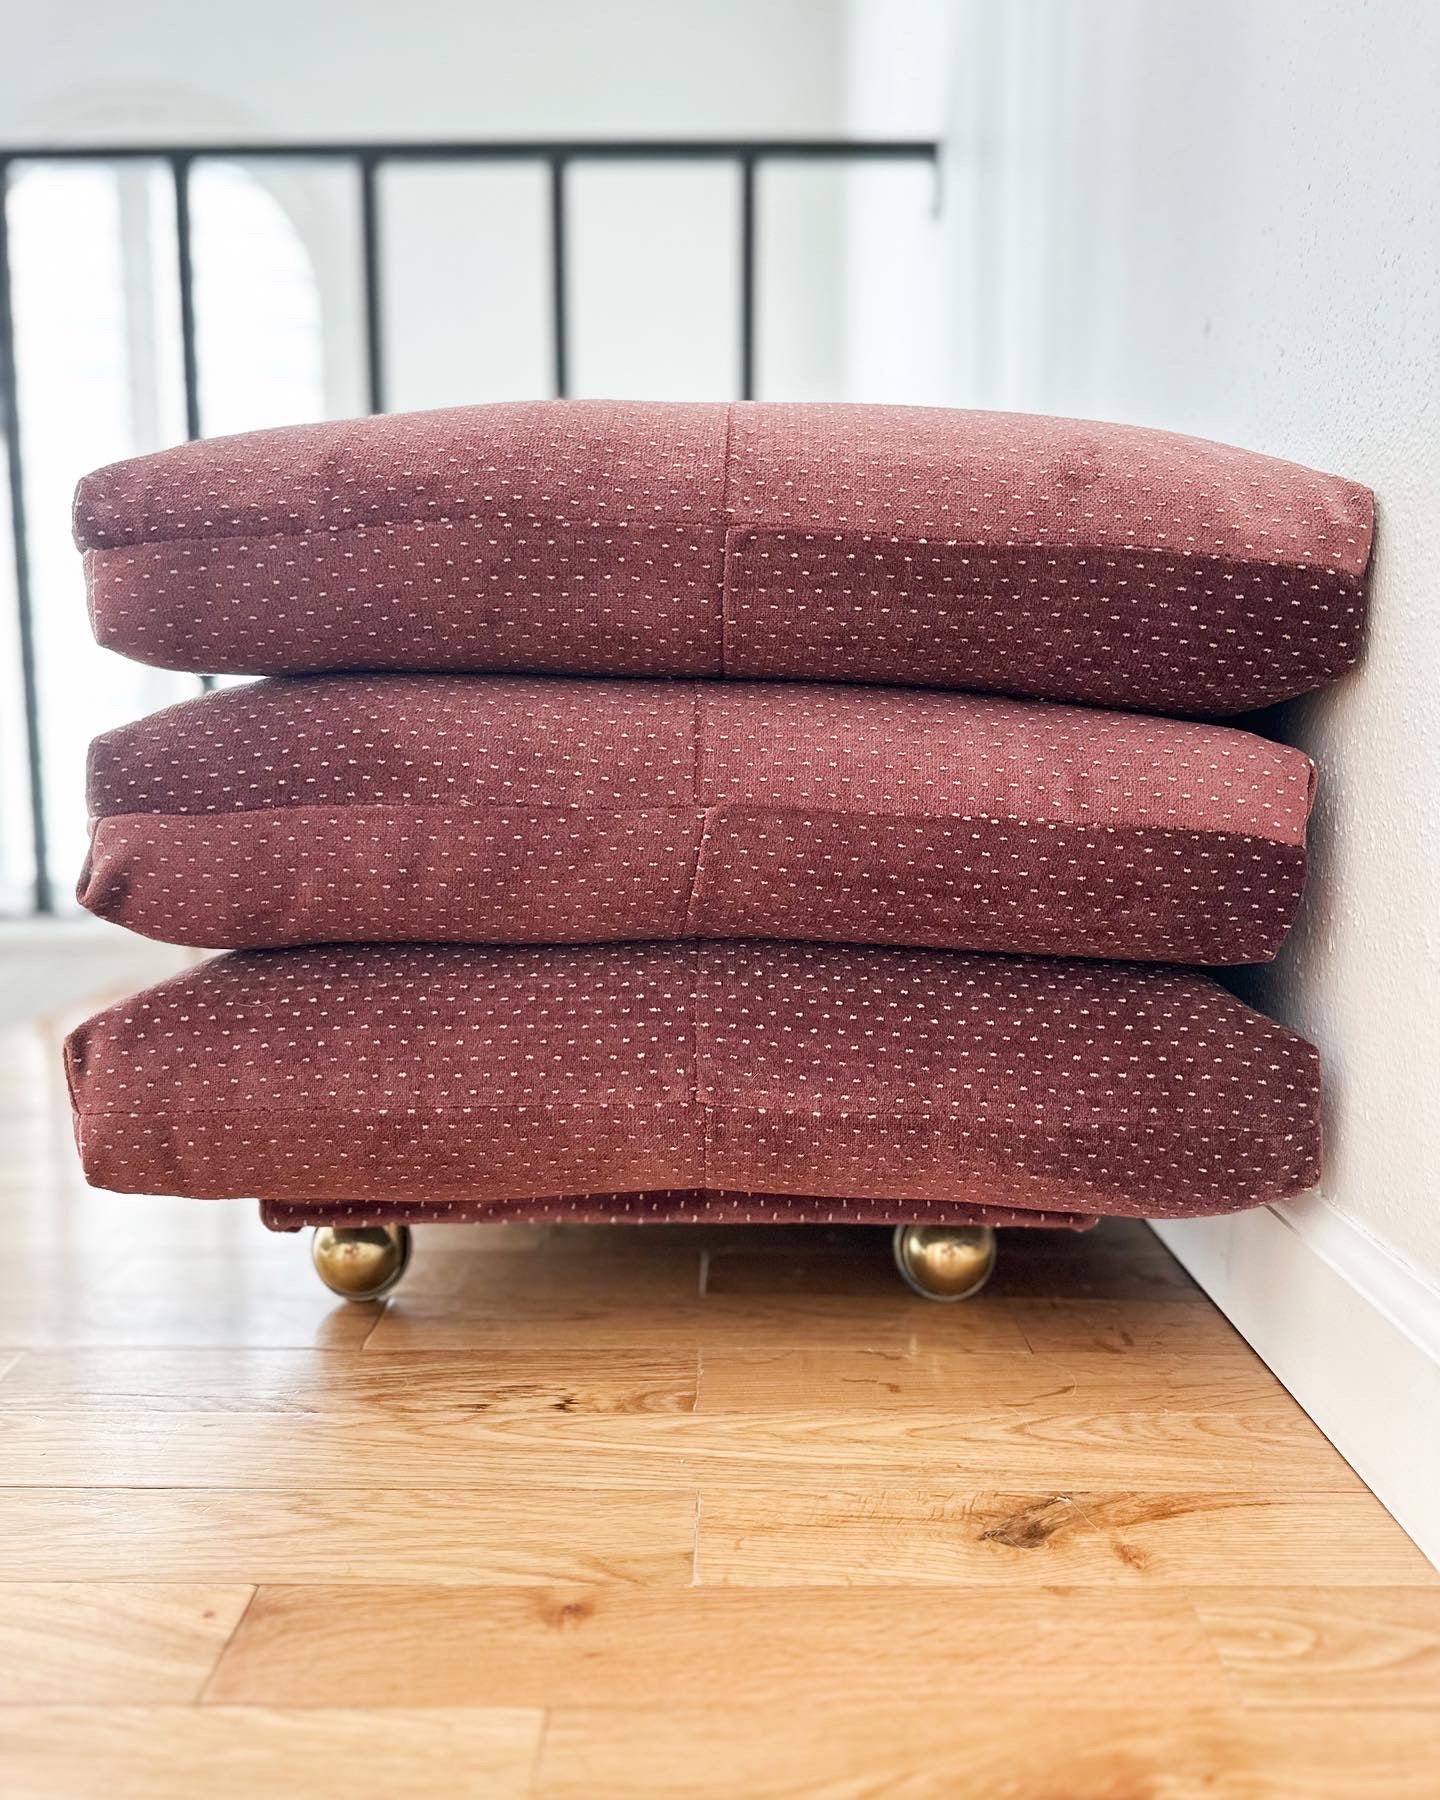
[257,1192,1099,1231]
[66,942,1322,1223]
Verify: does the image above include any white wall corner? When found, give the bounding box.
[1152,1202,1440,1570]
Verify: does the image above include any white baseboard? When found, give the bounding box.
[1152,1200,1440,1570]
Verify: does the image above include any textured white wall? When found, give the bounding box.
[945,0,1440,1279]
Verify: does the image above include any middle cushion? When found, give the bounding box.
[81,673,1314,963]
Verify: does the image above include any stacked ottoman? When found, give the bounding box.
[64,403,1372,1301]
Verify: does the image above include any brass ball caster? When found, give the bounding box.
[311,1224,412,1301]
[892,1224,997,1301]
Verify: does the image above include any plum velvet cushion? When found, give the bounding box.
[66,941,1322,1223]
[74,401,1373,715]
[81,674,1315,963]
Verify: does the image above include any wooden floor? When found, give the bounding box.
[1,1001,1437,1798]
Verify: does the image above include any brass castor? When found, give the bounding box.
[311,1224,412,1301]
[892,1224,997,1301]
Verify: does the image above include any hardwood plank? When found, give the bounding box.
[374,1296,1036,1353]
[0,1707,542,1800]
[0,1190,288,1256]
[534,1703,1440,1799]
[383,1244,702,1303]
[0,1584,252,1704]
[364,1247,721,1351]
[569,1221,887,1256]
[0,1398,1363,1491]
[366,1278,1031,1353]
[0,1346,698,1414]
[706,1227,1204,1303]
[695,1343,1299,1414]
[0,1243,378,1351]
[0,1488,697,1586]
[697,1489,1438,1588]
[203,1584,1232,1708]
[1193,1587,1440,1709]
[1008,1296,1259,1357]
[360,1228,1029,1351]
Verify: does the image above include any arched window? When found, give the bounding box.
[190,162,328,436]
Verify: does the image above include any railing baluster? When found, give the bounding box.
[0,157,53,912]
[171,155,202,442]
[738,155,758,403]
[549,155,569,400]
[359,154,386,414]
[170,157,214,694]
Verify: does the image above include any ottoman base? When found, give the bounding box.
[258,1190,1097,1234]
[298,1216,1009,1305]
[266,1192,1098,1305]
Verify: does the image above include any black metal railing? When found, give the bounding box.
[0,137,939,914]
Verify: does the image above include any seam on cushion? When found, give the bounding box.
[79,791,1309,833]
[681,687,715,934]
[692,943,709,1190]
[720,531,744,679]
[681,809,723,936]
[257,1195,1101,1226]
[255,1188,1097,1213]
[62,1031,87,1115]
[78,1094,1313,1137]
[84,527,1375,593]
[690,681,706,805]
[235,1159,1101,1191]
[83,801,1311,852]
[78,498,1376,588]
[708,1096,1306,1122]
[718,402,736,673]
[707,529,1374,588]
[701,813,1307,849]
[82,512,728,554]
[67,1087,1241,1126]
[84,792,1310,838]
[80,1099,697,1119]
[89,798,717,824]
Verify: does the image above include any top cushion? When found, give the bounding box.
[75,401,1373,715]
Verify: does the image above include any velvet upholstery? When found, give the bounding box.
[75,401,1373,715]
[82,674,1315,963]
[66,942,1323,1223]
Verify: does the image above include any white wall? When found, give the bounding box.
[946,0,1440,1284]
[943,0,1440,1558]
